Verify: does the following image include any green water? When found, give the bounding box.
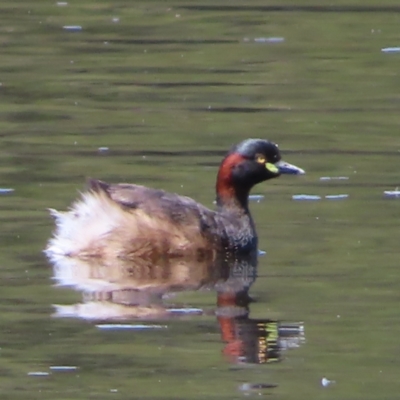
[1,1,400,399]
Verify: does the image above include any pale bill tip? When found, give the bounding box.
[276,160,305,175]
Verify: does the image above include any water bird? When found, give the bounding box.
[45,139,304,263]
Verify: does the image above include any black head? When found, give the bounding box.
[231,139,282,184]
[232,138,280,161]
[216,139,304,208]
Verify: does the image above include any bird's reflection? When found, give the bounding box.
[49,250,304,364]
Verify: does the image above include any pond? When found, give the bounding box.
[1,1,399,399]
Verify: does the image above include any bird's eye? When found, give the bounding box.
[255,154,266,164]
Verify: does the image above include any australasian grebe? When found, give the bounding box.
[45,139,304,263]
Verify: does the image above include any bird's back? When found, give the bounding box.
[46,180,222,263]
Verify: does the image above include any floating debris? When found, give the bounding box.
[321,377,335,387]
[96,324,167,330]
[0,188,14,194]
[98,147,109,152]
[168,308,203,314]
[63,25,82,31]
[381,47,400,53]
[239,382,278,391]
[384,190,400,198]
[292,194,321,201]
[50,366,78,371]
[249,194,264,202]
[56,1,68,5]
[325,194,349,200]
[28,371,50,376]
[319,176,349,181]
[112,17,120,23]
[258,249,266,256]
[246,37,285,43]
[293,194,349,201]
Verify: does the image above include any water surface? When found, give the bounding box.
[1,1,400,399]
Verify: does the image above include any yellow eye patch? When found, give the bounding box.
[256,154,266,164]
[256,154,279,173]
[266,162,279,173]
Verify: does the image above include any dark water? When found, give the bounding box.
[1,1,400,399]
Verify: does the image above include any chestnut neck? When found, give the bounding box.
[215,153,250,213]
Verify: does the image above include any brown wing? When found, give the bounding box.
[88,179,219,240]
